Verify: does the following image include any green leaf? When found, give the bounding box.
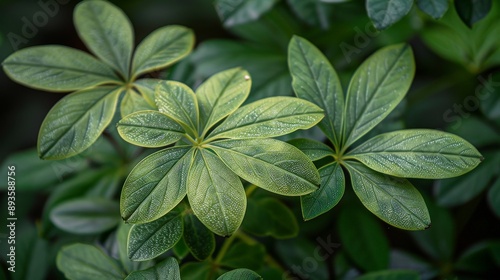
[288,36,344,149]
[173,237,190,260]
[12,224,50,280]
[121,147,193,223]
[209,138,319,196]
[217,268,262,280]
[242,197,299,239]
[356,270,420,280]
[455,0,492,27]
[117,223,153,274]
[347,129,483,179]
[417,0,449,19]
[287,0,335,29]
[38,86,121,160]
[120,88,155,118]
[287,138,333,161]
[343,44,415,149]
[480,72,500,124]
[338,206,390,271]
[214,0,278,27]
[128,210,183,261]
[74,0,133,78]
[366,0,413,30]
[183,213,216,260]
[196,68,251,135]
[220,242,266,270]
[50,197,120,234]
[488,177,500,218]
[117,110,184,148]
[2,45,120,91]
[125,257,181,280]
[455,241,500,274]
[155,80,198,135]
[133,79,160,108]
[180,262,217,280]
[435,151,500,207]
[57,243,125,280]
[131,25,194,78]
[344,161,431,230]
[275,238,329,279]
[301,162,345,220]
[209,96,323,140]
[187,149,246,236]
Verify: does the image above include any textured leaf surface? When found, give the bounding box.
[155,81,198,134]
[128,211,183,261]
[301,162,345,220]
[121,147,193,223]
[2,45,119,91]
[214,0,278,27]
[348,129,483,179]
[183,213,215,260]
[345,161,430,230]
[217,268,262,280]
[38,86,121,159]
[288,36,344,148]
[74,0,133,78]
[366,0,413,30]
[210,139,319,196]
[50,197,120,234]
[287,138,333,161]
[187,149,246,236]
[417,0,449,19]
[343,44,414,149]
[117,110,184,148]
[125,258,180,280]
[196,68,251,135]
[209,96,323,140]
[132,25,194,77]
[57,244,125,280]
[117,223,153,274]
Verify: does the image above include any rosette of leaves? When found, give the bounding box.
[288,36,483,230]
[117,67,324,238]
[1,0,194,160]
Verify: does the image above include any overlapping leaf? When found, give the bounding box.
[366,0,413,30]
[125,258,181,280]
[183,213,215,260]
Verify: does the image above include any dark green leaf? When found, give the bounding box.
[38,86,121,159]
[128,211,183,261]
[275,238,329,280]
[2,45,120,91]
[417,0,449,19]
[455,241,500,274]
[183,213,216,260]
[389,250,438,279]
[301,162,345,220]
[57,243,125,280]
[180,262,219,280]
[366,0,413,30]
[214,0,278,27]
[488,177,500,218]
[125,257,181,280]
[287,0,335,29]
[356,269,419,280]
[50,197,120,235]
[11,224,50,280]
[287,138,333,161]
[74,0,133,78]
[217,268,262,280]
[455,0,492,27]
[344,161,431,230]
[173,237,190,260]
[480,72,500,124]
[338,206,390,271]
[220,242,266,270]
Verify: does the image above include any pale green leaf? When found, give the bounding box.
[344,161,431,230]
[133,79,161,108]
[120,89,155,118]
[417,0,449,19]
[196,68,251,135]
[155,81,198,135]
[125,258,180,280]
[343,44,415,149]
[128,211,183,261]
[209,96,323,140]
[301,162,345,220]
[74,0,133,78]
[57,244,125,280]
[287,138,333,161]
[38,86,121,160]
[121,147,193,223]
[132,26,194,78]
[117,110,184,148]
[347,129,483,179]
[187,149,246,236]
[183,213,215,260]
[217,268,262,280]
[209,139,319,196]
[2,45,120,91]
[288,36,344,148]
[50,197,120,235]
[366,0,413,30]
[214,0,278,27]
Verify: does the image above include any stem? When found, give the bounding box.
[214,233,237,263]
